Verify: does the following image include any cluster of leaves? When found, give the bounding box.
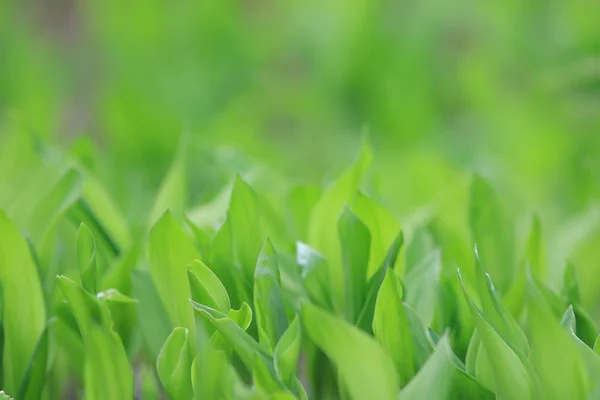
[2,128,600,400]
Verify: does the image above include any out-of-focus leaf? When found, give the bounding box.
[254,240,288,350]
[404,249,440,327]
[460,271,535,400]
[373,268,415,386]
[77,222,97,293]
[229,175,262,285]
[0,209,46,394]
[297,242,333,310]
[525,215,546,280]
[404,304,433,369]
[16,323,50,400]
[192,346,240,400]
[564,262,581,304]
[157,327,193,400]
[132,270,172,360]
[274,317,301,386]
[400,334,494,399]
[27,168,83,244]
[307,141,372,311]
[288,184,321,242]
[81,176,131,251]
[528,279,589,400]
[0,391,13,399]
[473,246,529,354]
[149,134,189,224]
[337,207,370,323]
[100,242,140,294]
[561,306,600,379]
[188,259,231,313]
[351,193,400,277]
[58,276,133,400]
[148,210,199,335]
[469,175,515,290]
[356,230,404,333]
[301,302,399,400]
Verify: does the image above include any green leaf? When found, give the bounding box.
[561,306,600,380]
[0,391,13,399]
[0,209,46,394]
[307,141,372,311]
[192,346,241,400]
[528,279,590,400]
[192,301,271,369]
[77,222,97,293]
[563,262,581,304]
[469,175,515,290]
[58,276,133,400]
[157,327,193,400]
[149,134,189,224]
[81,176,131,252]
[524,215,546,281]
[373,268,415,386]
[337,207,371,323]
[473,246,529,354]
[301,302,399,400]
[254,240,288,350]
[229,175,262,284]
[460,271,535,400]
[132,270,172,360]
[297,242,333,310]
[400,334,494,400]
[274,316,301,386]
[351,193,400,277]
[188,259,231,313]
[16,323,50,400]
[148,210,200,336]
[27,168,83,244]
[403,249,440,327]
[287,184,321,242]
[356,230,404,333]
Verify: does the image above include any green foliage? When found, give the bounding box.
[2,118,600,400]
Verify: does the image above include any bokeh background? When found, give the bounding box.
[2,0,600,289]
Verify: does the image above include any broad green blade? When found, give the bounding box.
[460,271,535,400]
[188,259,231,313]
[149,134,189,224]
[529,279,590,400]
[59,276,133,400]
[373,268,416,386]
[469,175,515,290]
[307,141,372,311]
[77,222,97,293]
[297,242,333,310]
[157,327,193,400]
[254,240,288,350]
[404,249,441,327]
[351,193,400,277]
[274,317,301,387]
[132,270,172,360]
[229,175,262,284]
[400,335,494,399]
[337,207,370,323]
[301,302,399,400]
[0,209,46,394]
[148,210,199,336]
[16,323,50,400]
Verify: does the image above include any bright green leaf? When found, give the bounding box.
[301,302,399,400]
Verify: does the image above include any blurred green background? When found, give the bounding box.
[2,0,600,276]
